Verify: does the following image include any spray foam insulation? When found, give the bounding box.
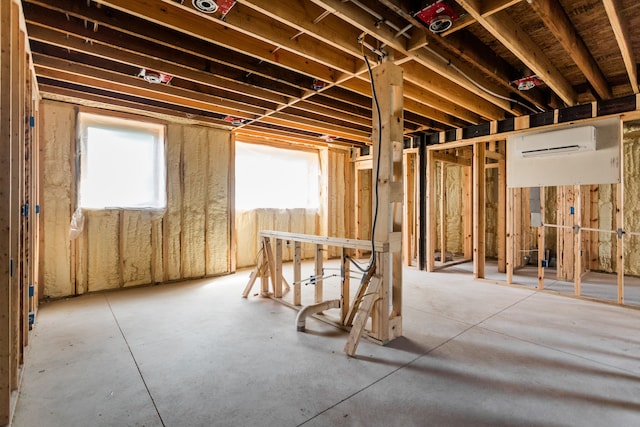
[40,102,233,297]
[41,101,74,298]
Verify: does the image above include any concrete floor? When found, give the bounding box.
[11,265,640,427]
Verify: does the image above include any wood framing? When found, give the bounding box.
[1,0,39,423]
[473,141,486,278]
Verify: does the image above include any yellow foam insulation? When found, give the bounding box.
[41,101,74,298]
[86,210,121,292]
[121,210,153,287]
[624,123,640,275]
[40,102,233,297]
[205,129,231,275]
[164,124,183,281]
[434,163,466,256]
[180,126,208,278]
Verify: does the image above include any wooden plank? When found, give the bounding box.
[344,275,382,356]
[341,247,350,324]
[528,0,611,99]
[274,238,282,298]
[464,165,473,259]
[603,0,638,94]
[259,230,391,253]
[589,185,600,271]
[432,151,472,167]
[293,241,301,306]
[538,187,546,290]
[426,150,436,271]
[259,237,269,297]
[574,186,582,296]
[314,243,323,304]
[473,142,486,278]
[616,183,624,303]
[0,0,13,420]
[497,146,506,272]
[456,1,576,105]
[439,163,447,264]
[9,0,20,392]
[506,188,514,284]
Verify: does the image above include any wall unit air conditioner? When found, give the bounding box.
[513,125,596,158]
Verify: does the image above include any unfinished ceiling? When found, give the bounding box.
[23,0,640,148]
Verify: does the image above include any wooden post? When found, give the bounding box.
[574,186,582,296]
[371,59,403,342]
[439,162,447,263]
[274,238,282,298]
[617,183,624,303]
[259,237,269,297]
[341,247,350,324]
[538,187,546,290]
[1,0,13,420]
[9,1,20,392]
[293,241,301,306]
[506,187,514,284]
[497,142,506,273]
[314,243,323,303]
[473,142,486,279]
[426,150,436,271]
[464,165,473,259]
[589,185,599,271]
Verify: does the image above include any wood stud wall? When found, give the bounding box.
[1,0,39,424]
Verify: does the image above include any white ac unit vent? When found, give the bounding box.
[513,125,596,158]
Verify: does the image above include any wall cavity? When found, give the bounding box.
[40,100,232,298]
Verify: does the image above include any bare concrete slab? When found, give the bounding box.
[12,266,640,427]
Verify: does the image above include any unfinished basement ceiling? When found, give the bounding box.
[23,0,640,148]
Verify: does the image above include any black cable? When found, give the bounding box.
[359,53,382,274]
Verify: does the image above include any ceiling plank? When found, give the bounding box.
[528,0,612,100]
[602,0,639,94]
[456,0,577,106]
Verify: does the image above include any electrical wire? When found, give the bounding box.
[351,52,383,276]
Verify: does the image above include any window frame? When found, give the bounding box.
[77,111,167,211]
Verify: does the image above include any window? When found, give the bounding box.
[78,113,166,210]
[235,142,320,210]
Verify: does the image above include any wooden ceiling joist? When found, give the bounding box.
[528,0,612,100]
[602,0,639,94]
[456,0,577,106]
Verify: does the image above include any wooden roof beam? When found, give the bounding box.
[308,0,513,115]
[456,0,577,106]
[91,0,339,82]
[528,0,612,100]
[603,0,639,94]
[23,0,315,97]
[236,0,376,63]
[442,0,520,36]
[27,24,292,107]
